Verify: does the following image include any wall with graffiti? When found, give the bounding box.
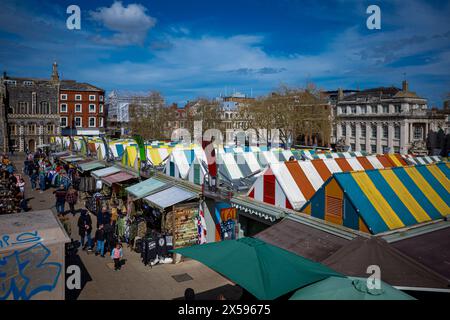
[0,211,69,300]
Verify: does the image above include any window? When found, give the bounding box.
[360,144,366,151]
[99,104,103,113]
[99,95,104,102]
[383,125,388,138]
[360,106,366,114]
[414,126,423,140]
[99,117,104,128]
[351,124,356,137]
[60,117,68,127]
[60,94,67,100]
[371,145,377,154]
[9,124,17,135]
[60,104,67,113]
[89,104,96,113]
[341,124,346,136]
[27,124,36,134]
[371,125,377,138]
[75,104,82,113]
[47,124,54,134]
[40,101,49,114]
[394,126,400,139]
[394,146,400,153]
[382,105,389,113]
[351,143,356,151]
[18,102,27,114]
[394,105,401,113]
[332,126,337,138]
[361,125,366,137]
[75,117,82,127]
[75,94,82,101]
[351,106,356,114]
[89,95,96,101]
[373,106,378,114]
[326,196,343,219]
[89,117,96,127]
[23,81,33,86]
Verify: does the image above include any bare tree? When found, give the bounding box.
[240,84,332,147]
[129,91,175,140]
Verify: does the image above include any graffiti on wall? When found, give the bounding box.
[0,231,42,249]
[0,233,61,300]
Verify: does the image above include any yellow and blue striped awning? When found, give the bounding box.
[335,163,450,234]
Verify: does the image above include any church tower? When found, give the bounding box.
[51,61,59,82]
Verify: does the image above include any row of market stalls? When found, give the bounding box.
[50,140,449,299]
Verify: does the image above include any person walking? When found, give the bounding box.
[38,167,46,193]
[53,184,67,215]
[65,186,78,216]
[78,209,93,250]
[111,243,123,271]
[95,225,106,257]
[30,169,38,190]
[103,220,115,254]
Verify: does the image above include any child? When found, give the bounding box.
[111,243,123,271]
[17,178,25,194]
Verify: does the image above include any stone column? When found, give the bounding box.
[388,122,394,152]
[355,123,361,151]
[409,123,414,142]
[366,123,370,153]
[345,122,351,146]
[377,123,382,154]
[400,121,408,154]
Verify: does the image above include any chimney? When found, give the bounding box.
[402,80,409,92]
[338,88,344,101]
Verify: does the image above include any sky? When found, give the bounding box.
[0,0,449,106]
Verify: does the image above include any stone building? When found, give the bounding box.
[1,63,60,152]
[330,81,447,155]
[0,81,6,153]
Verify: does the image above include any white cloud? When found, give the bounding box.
[90,1,156,45]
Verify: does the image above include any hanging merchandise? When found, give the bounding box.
[172,204,199,249]
[197,201,207,244]
[220,219,236,240]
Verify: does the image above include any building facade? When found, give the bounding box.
[59,80,105,136]
[1,64,60,152]
[217,92,254,144]
[331,81,447,155]
[0,81,6,153]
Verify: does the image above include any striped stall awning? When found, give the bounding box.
[334,163,450,234]
[247,155,408,211]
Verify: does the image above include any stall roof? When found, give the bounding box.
[102,171,137,186]
[78,161,105,173]
[52,151,70,157]
[125,177,169,199]
[62,157,85,163]
[322,237,450,289]
[255,215,352,261]
[390,226,450,280]
[144,186,198,210]
[91,166,122,179]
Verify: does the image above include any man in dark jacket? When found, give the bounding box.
[103,221,115,254]
[53,184,67,215]
[95,225,106,257]
[78,209,93,250]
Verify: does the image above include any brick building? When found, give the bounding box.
[59,80,105,136]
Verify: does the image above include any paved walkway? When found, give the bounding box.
[12,155,242,300]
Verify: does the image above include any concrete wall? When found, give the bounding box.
[0,210,70,300]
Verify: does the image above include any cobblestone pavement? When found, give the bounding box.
[12,154,242,300]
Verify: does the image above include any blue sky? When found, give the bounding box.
[0,0,449,106]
